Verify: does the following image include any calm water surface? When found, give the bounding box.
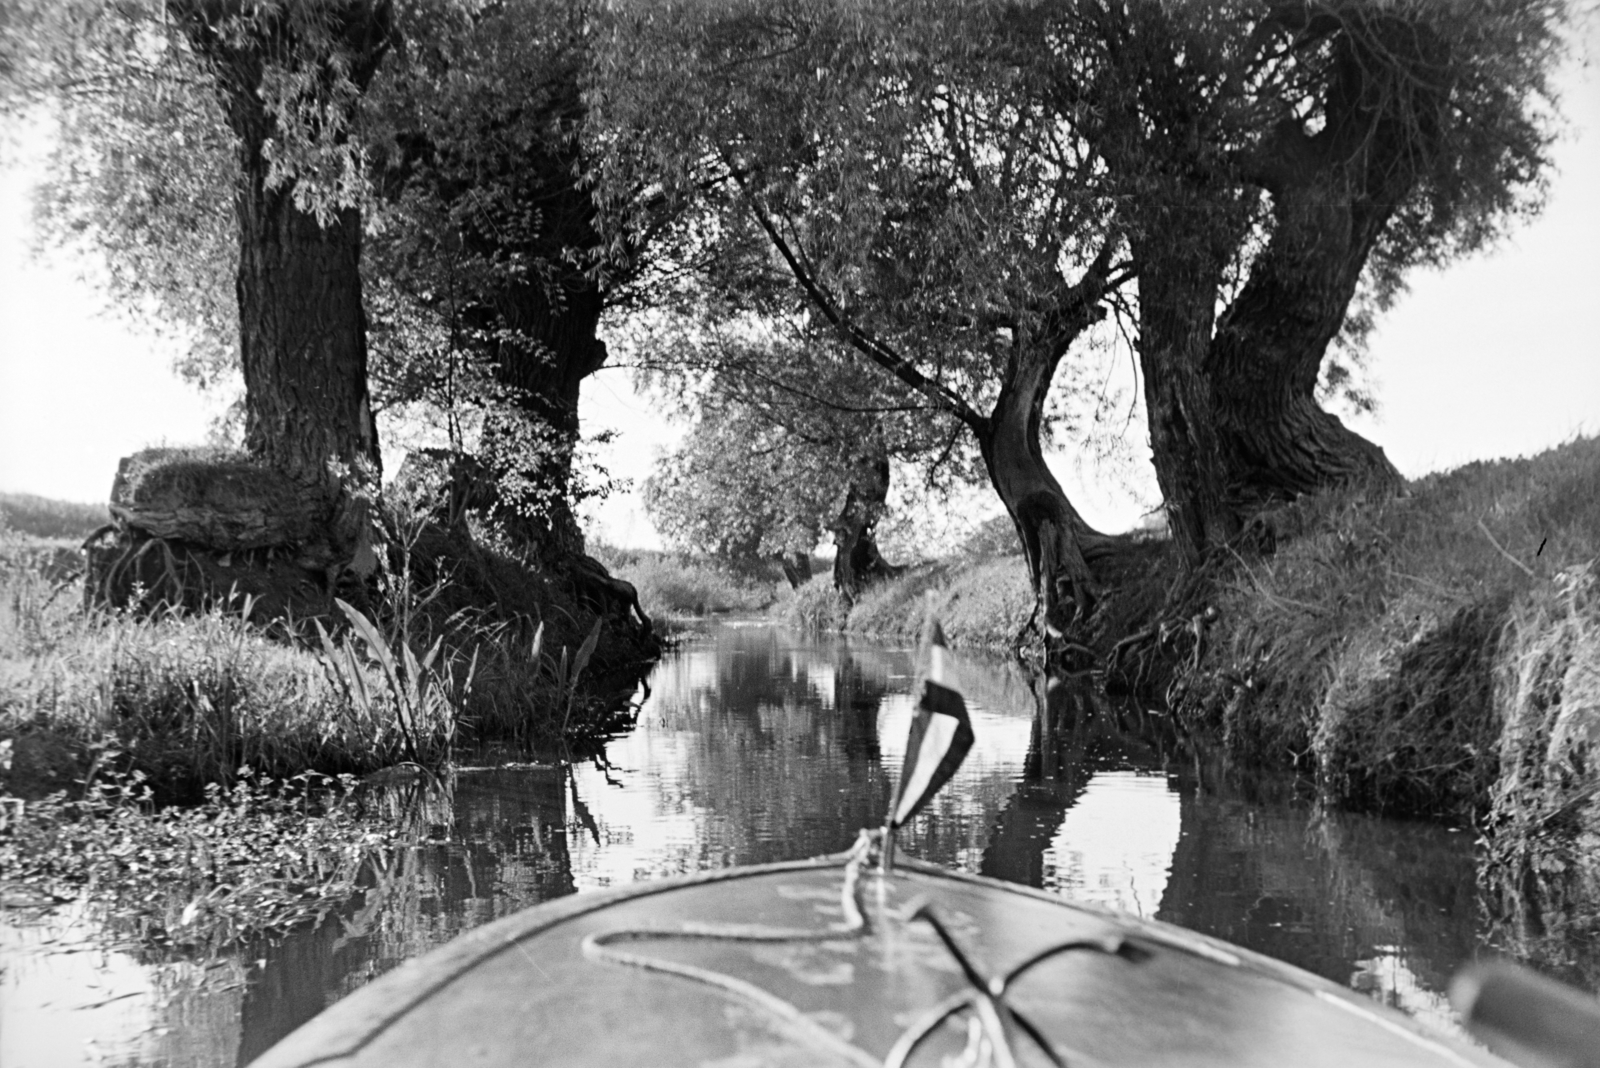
[3,622,1485,1065]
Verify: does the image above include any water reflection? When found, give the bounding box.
[4,623,1493,1065]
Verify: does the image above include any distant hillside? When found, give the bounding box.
[0,492,110,540]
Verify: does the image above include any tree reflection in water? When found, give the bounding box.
[10,622,1514,1066]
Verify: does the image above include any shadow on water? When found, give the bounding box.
[0,621,1538,1064]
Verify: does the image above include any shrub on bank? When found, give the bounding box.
[785,575,849,632]
[1186,435,1600,820]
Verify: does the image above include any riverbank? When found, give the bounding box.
[593,544,783,623]
[1182,435,1600,973]
[0,495,654,946]
[760,437,1600,967]
[2,482,673,794]
[806,437,1598,820]
[1180,436,1599,817]
[793,435,1600,974]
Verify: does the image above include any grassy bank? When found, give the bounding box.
[831,555,1035,652]
[0,510,636,947]
[1179,435,1600,822]
[1167,435,1600,977]
[0,527,634,803]
[791,438,1598,839]
[594,543,792,626]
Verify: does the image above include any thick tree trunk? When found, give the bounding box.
[477,276,606,561]
[1120,14,1430,564]
[1206,15,1448,508]
[174,2,391,577]
[977,333,1113,634]
[1134,246,1241,568]
[830,445,897,603]
[232,194,378,490]
[1209,130,1404,509]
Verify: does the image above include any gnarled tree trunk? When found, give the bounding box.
[1209,124,1406,510]
[977,326,1116,635]
[830,444,898,603]
[1133,239,1241,568]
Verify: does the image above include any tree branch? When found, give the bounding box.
[733,175,987,431]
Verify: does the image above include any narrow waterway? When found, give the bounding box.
[3,622,1486,1066]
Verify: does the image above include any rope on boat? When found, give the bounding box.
[580,831,880,1067]
[578,828,1150,1067]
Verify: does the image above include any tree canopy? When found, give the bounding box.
[595,0,1568,620]
[3,0,1574,646]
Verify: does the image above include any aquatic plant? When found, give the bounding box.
[0,760,403,953]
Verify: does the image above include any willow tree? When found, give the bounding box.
[17,0,672,572]
[367,1,662,561]
[599,0,1566,600]
[178,2,391,544]
[1006,0,1563,563]
[5,0,395,585]
[598,3,1135,633]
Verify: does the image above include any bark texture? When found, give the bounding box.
[830,446,898,603]
[175,1,391,573]
[1209,82,1415,508]
[1133,244,1241,567]
[1129,12,1431,564]
[976,304,1118,634]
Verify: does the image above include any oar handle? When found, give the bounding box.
[1450,961,1600,1068]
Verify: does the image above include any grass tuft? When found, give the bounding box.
[784,576,850,632]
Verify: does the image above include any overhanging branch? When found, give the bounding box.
[732,175,987,432]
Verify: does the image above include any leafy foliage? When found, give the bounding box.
[0,763,402,952]
[8,1,413,390]
[595,1,1130,428]
[597,0,1568,559]
[646,400,840,560]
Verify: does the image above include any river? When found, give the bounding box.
[2,622,1487,1065]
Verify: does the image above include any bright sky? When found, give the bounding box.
[3,28,1597,546]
